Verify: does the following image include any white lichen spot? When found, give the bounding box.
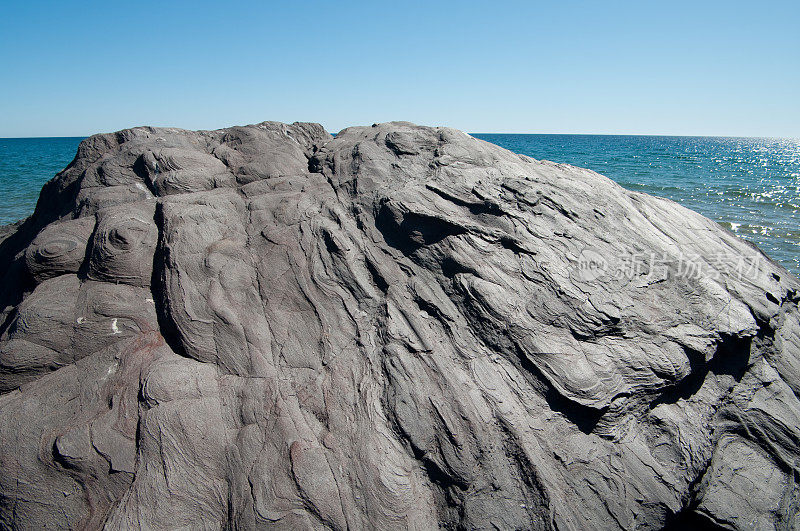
[145,297,155,304]
[100,360,119,383]
[111,318,120,334]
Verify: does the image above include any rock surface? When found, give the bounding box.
[1,120,799,529]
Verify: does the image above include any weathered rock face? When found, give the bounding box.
[1,121,799,530]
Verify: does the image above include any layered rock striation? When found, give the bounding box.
[1,121,799,529]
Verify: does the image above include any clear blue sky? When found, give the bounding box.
[1,0,798,137]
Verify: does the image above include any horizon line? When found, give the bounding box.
[1,130,798,141]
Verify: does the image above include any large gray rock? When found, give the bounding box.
[1,120,799,529]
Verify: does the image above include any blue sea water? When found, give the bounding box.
[474,134,800,276]
[0,137,84,226]
[1,134,798,276]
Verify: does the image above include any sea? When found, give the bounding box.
[1,134,798,276]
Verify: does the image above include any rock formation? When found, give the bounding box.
[0,121,799,529]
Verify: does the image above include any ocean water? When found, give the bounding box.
[1,134,798,275]
[475,134,800,276]
[0,137,84,226]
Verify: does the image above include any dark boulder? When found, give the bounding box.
[1,121,798,529]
